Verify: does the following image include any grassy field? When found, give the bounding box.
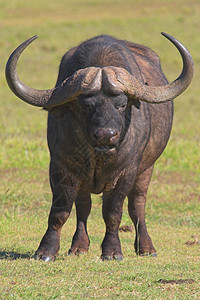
[0,0,200,298]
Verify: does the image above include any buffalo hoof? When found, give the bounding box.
[68,249,87,256]
[101,254,123,261]
[101,255,113,261]
[139,252,157,257]
[69,233,90,257]
[150,253,157,257]
[114,254,123,261]
[34,252,56,262]
[135,235,157,258]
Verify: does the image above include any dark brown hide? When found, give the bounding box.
[5,34,194,261]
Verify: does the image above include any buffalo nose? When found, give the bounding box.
[93,128,119,144]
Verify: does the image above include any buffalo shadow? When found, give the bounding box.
[0,250,32,260]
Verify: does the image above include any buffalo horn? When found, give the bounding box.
[103,33,194,103]
[5,36,102,108]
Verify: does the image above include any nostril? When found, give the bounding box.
[93,129,103,140]
[109,129,117,137]
[93,128,119,145]
[110,131,119,144]
[93,128,117,138]
[93,133,99,141]
[111,131,118,137]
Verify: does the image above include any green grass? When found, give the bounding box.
[0,0,200,298]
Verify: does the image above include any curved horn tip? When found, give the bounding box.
[31,35,38,40]
[161,32,174,40]
[160,32,193,59]
[26,35,38,44]
[18,35,38,49]
[160,32,185,48]
[161,32,168,37]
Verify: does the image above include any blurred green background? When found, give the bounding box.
[0,0,199,298]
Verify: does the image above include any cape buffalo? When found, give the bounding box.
[6,33,194,261]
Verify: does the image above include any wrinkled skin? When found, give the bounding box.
[34,36,173,261]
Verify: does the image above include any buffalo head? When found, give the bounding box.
[6,33,194,108]
[5,33,194,153]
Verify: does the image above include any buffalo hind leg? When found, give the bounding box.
[68,192,91,256]
[101,183,130,261]
[35,165,80,262]
[128,165,157,256]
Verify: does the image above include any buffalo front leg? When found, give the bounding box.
[68,192,91,256]
[128,165,157,256]
[35,164,81,262]
[101,176,133,261]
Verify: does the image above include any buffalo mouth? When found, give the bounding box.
[94,144,117,154]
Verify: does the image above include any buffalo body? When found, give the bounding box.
[6,33,194,261]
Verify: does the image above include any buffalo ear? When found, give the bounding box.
[44,106,70,119]
[133,99,140,109]
[129,82,148,109]
[128,98,140,109]
[128,81,148,109]
[44,101,79,119]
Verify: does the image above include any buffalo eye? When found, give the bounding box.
[117,106,126,114]
[115,102,127,112]
[79,102,95,114]
[118,104,126,109]
[78,95,96,114]
[113,94,128,112]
